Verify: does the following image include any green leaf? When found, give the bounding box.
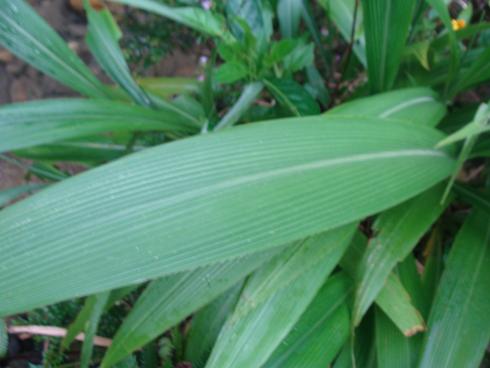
[282,42,315,73]
[109,0,231,41]
[419,210,490,368]
[362,0,416,91]
[341,232,426,335]
[404,40,430,70]
[318,0,366,65]
[352,184,448,326]
[264,78,320,116]
[205,225,355,368]
[185,284,243,368]
[0,99,198,153]
[327,88,446,126]
[0,115,454,316]
[0,319,7,358]
[214,82,263,130]
[80,292,110,368]
[101,252,277,367]
[225,0,273,50]
[375,307,415,368]
[265,39,299,66]
[214,62,249,84]
[277,0,303,38]
[265,273,351,368]
[439,103,490,202]
[137,77,199,99]
[0,0,109,98]
[437,103,490,147]
[85,2,152,106]
[14,141,136,165]
[62,286,137,351]
[0,184,44,208]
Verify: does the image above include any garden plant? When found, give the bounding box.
[0,0,489,367]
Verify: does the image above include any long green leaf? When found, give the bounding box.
[85,1,152,106]
[80,292,110,368]
[226,0,273,50]
[0,116,454,316]
[341,231,425,335]
[214,82,263,130]
[0,319,6,358]
[277,0,302,38]
[327,87,446,126]
[353,184,447,326]
[0,0,109,98]
[362,0,416,91]
[109,0,232,41]
[62,285,137,351]
[185,283,243,368]
[205,225,355,368]
[437,103,490,147]
[14,141,138,165]
[375,307,415,368]
[265,273,351,368]
[102,252,276,367]
[418,210,490,367]
[0,99,197,153]
[264,78,320,116]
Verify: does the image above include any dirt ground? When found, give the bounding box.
[0,0,200,191]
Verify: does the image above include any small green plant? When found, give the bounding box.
[0,0,489,367]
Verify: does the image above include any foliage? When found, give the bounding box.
[0,0,489,367]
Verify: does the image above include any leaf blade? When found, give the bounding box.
[0,116,454,316]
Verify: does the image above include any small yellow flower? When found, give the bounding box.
[451,19,466,31]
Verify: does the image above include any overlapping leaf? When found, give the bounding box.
[0,99,198,153]
[102,252,277,367]
[265,273,351,368]
[419,210,490,367]
[362,0,416,91]
[205,225,355,367]
[0,0,109,98]
[85,1,152,106]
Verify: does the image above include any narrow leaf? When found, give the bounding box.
[0,0,109,98]
[375,307,415,368]
[341,232,426,335]
[419,210,490,367]
[109,0,232,41]
[214,82,263,130]
[277,0,302,38]
[265,273,352,368]
[101,252,277,367]
[0,319,6,358]
[80,292,110,368]
[264,78,320,116]
[353,184,447,326]
[85,1,152,106]
[185,284,243,368]
[205,225,355,368]
[0,99,197,153]
[362,0,416,91]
